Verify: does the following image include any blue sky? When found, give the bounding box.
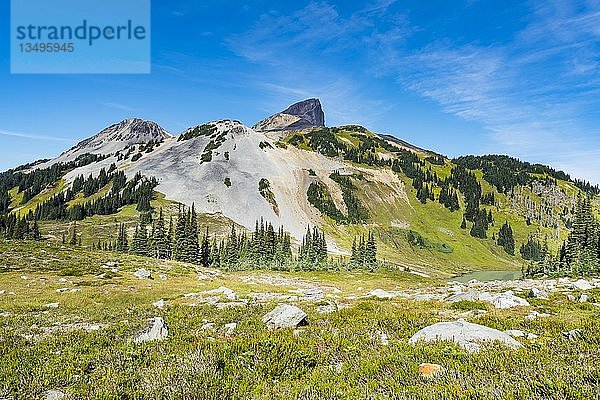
[1,0,599,183]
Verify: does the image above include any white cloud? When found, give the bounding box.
[0,129,72,142]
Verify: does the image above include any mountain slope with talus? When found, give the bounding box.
[4,99,599,276]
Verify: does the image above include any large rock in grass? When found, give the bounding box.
[134,317,168,344]
[572,279,593,290]
[445,290,529,309]
[491,291,530,309]
[409,319,523,352]
[262,304,307,329]
[134,268,152,279]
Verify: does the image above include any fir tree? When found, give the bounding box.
[497,221,515,255]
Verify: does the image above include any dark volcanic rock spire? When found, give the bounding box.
[253,99,325,131]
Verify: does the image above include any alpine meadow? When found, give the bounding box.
[1,1,600,399]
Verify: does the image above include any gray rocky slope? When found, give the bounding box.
[35,100,411,244]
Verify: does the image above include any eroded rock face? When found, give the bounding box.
[253,99,325,131]
[262,304,308,329]
[409,319,523,352]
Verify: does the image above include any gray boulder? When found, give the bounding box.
[262,304,308,329]
[492,291,530,309]
[562,329,583,341]
[134,317,168,344]
[528,288,548,299]
[133,268,151,279]
[409,319,523,352]
[572,279,593,290]
[45,389,65,400]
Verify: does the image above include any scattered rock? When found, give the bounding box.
[376,330,389,345]
[203,286,236,300]
[133,268,152,279]
[300,288,325,302]
[418,363,445,378]
[579,294,589,303]
[159,274,168,280]
[200,322,215,331]
[43,302,59,308]
[567,294,576,301]
[528,288,548,299]
[215,301,247,309]
[505,329,538,340]
[224,322,237,336]
[367,289,398,299]
[491,291,530,309]
[134,317,168,344]
[56,288,69,293]
[525,311,551,321]
[409,319,522,352]
[21,275,29,280]
[262,304,308,329]
[317,302,337,314]
[45,389,65,400]
[153,299,166,308]
[562,329,583,341]
[572,279,593,291]
[446,290,529,309]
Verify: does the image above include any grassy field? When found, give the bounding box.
[0,240,599,399]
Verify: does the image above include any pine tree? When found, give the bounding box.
[150,208,168,259]
[365,231,377,266]
[130,221,148,256]
[116,223,129,252]
[200,227,210,267]
[350,237,359,266]
[69,223,78,245]
[497,221,515,255]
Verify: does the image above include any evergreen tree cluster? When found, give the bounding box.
[0,153,107,213]
[454,155,600,195]
[329,172,369,222]
[438,184,460,211]
[524,196,600,278]
[350,232,378,267]
[0,214,42,240]
[496,221,515,255]
[520,236,547,262]
[31,171,157,222]
[299,225,328,265]
[109,207,299,270]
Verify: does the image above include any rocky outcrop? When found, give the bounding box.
[262,304,308,329]
[253,99,325,131]
[134,317,168,344]
[409,319,523,352]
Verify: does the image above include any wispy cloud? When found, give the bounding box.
[370,0,600,182]
[100,102,139,112]
[0,129,72,142]
[226,0,408,126]
[226,0,600,182]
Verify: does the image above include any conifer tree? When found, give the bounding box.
[200,227,211,267]
[497,221,515,255]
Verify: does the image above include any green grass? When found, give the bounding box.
[12,179,66,217]
[0,240,598,399]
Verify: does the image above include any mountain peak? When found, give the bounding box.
[253,98,325,132]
